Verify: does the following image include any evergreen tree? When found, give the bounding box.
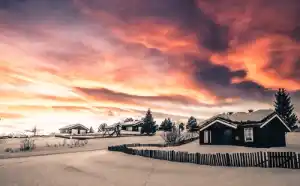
[141,109,156,135]
[165,118,173,131]
[159,119,167,131]
[179,123,185,131]
[289,113,298,130]
[159,118,173,131]
[274,88,298,130]
[89,126,94,133]
[187,116,198,132]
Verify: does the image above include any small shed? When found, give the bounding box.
[59,124,89,135]
[121,119,143,132]
[199,109,291,148]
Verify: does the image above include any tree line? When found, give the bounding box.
[87,87,299,134]
[158,88,299,132]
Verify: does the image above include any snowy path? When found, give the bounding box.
[1,150,300,186]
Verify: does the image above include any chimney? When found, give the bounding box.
[248,109,254,113]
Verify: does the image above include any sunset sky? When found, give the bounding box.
[0,0,300,133]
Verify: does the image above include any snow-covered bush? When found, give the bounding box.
[160,125,199,145]
[160,127,185,145]
[20,137,36,151]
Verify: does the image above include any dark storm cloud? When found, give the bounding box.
[197,18,229,52]
[77,0,199,28]
[0,0,81,24]
[192,58,274,101]
[232,81,275,100]
[197,0,300,44]
[195,62,247,85]
[76,87,202,105]
[291,26,300,41]
[76,0,230,52]
[0,0,26,9]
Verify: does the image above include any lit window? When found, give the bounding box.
[244,128,253,142]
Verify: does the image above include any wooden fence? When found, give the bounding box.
[108,144,300,169]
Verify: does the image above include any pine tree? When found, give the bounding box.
[288,113,298,130]
[187,116,198,132]
[142,109,156,135]
[274,88,298,130]
[159,119,167,131]
[89,126,94,133]
[179,123,185,131]
[165,118,173,131]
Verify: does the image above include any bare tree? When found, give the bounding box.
[25,126,39,136]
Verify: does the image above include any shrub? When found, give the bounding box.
[5,148,11,152]
[160,127,185,145]
[20,137,36,151]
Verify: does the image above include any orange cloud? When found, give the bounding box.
[195,0,300,90]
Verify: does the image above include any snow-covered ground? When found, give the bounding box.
[1,133,300,185]
[0,135,164,158]
[1,149,300,186]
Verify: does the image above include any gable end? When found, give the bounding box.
[259,114,291,132]
[199,119,237,131]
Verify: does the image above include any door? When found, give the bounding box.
[223,129,233,145]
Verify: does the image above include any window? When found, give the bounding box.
[244,128,254,142]
[204,130,209,143]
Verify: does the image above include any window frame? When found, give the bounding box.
[244,127,254,142]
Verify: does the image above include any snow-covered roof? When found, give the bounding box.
[218,109,275,123]
[121,120,143,127]
[199,109,277,129]
[59,123,89,130]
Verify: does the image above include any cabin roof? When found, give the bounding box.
[199,109,290,131]
[104,122,121,129]
[219,109,275,123]
[121,120,143,127]
[59,123,89,130]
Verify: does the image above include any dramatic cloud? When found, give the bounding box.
[0,0,300,133]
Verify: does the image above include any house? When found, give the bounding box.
[121,118,143,132]
[199,109,291,148]
[59,124,89,135]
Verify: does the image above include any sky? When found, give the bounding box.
[0,0,300,133]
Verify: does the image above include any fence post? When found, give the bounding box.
[265,151,269,168]
[172,150,175,161]
[226,153,230,166]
